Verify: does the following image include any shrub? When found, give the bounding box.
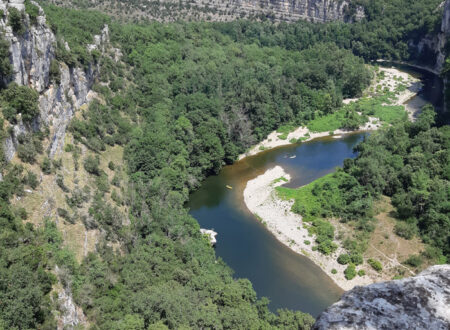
[56,175,69,193]
[49,60,61,84]
[17,207,27,219]
[337,254,350,265]
[57,208,69,219]
[17,140,37,163]
[84,155,100,175]
[26,171,38,189]
[368,258,382,272]
[331,268,337,274]
[108,161,115,171]
[53,158,62,169]
[350,254,363,265]
[64,144,74,152]
[357,269,366,276]
[41,157,52,174]
[344,264,356,280]
[111,174,121,187]
[25,0,39,25]
[394,221,416,239]
[1,84,39,123]
[318,240,337,255]
[96,174,110,193]
[404,254,423,268]
[8,7,24,34]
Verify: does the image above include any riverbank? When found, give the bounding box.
[238,66,421,160]
[243,166,374,291]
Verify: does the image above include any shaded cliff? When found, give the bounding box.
[314,265,450,330]
[409,0,450,74]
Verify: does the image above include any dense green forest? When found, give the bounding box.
[0,0,447,328]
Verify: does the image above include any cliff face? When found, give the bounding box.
[314,265,450,330]
[0,0,106,161]
[80,0,363,23]
[214,0,364,23]
[409,0,450,74]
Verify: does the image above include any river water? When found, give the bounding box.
[186,66,444,317]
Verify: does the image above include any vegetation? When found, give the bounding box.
[1,83,39,124]
[277,106,449,268]
[368,259,383,272]
[344,264,356,280]
[0,0,446,328]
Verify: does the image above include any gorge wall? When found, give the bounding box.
[409,0,450,74]
[75,0,364,23]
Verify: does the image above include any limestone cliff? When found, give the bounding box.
[0,0,108,160]
[208,0,365,23]
[314,265,450,330]
[79,0,364,23]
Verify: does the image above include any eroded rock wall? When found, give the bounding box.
[0,0,108,160]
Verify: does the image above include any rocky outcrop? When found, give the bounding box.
[0,3,55,91]
[0,0,108,160]
[314,265,450,330]
[55,266,87,330]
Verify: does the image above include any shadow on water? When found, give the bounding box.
[187,133,366,316]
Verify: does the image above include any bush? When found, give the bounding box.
[57,208,69,219]
[96,174,110,193]
[394,221,416,240]
[1,84,39,123]
[25,0,39,25]
[350,253,363,265]
[56,175,69,193]
[26,171,38,189]
[337,254,351,265]
[404,254,423,268]
[8,7,24,34]
[108,161,115,171]
[17,207,27,219]
[41,157,52,174]
[49,60,61,84]
[318,240,337,255]
[368,258,382,272]
[344,264,356,280]
[17,140,37,163]
[84,155,100,175]
[111,174,121,187]
[64,144,74,152]
[331,268,337,274]
[357,269,366,277]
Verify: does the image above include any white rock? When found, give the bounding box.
[314,265,450,329]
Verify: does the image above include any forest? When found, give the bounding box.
[0,0,447,328]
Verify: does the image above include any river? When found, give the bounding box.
[186,65,444,317]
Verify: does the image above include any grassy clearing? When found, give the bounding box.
[307,112,344,133]
[277,124,296,140]
[276,172,345,217]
